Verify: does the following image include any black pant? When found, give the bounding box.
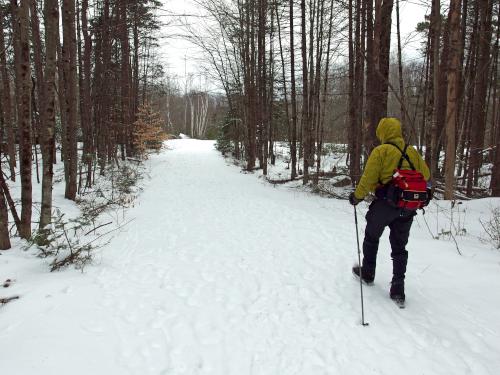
[362,200,415,283]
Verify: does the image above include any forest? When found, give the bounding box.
[1,2,500,373]
[193,0,499,201]
[0,0,498,248]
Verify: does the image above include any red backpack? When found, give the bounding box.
[383,143,429,210]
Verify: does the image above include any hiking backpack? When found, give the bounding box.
[381,143,429,210]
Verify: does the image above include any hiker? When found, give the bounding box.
[348,117,431,303]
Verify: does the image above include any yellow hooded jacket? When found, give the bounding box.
[354,118,431,200]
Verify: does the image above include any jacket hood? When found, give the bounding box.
[376,117,403,144]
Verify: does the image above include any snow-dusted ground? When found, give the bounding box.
[1,139,500,375]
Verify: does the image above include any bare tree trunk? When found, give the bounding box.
[120,0,132,158]
[429,0,440,178]
[466,0,493,196]
[0,9,17,181]
[0,162,11,249]
[364,0,374,157]
[349,0,364,182]
[317,0,335,178]
[30,1,44,137]
[56,34,68,164]
[488,11,499,170]
[81,0,93,188]
[96,0,112,174]
[377,0,393,118]
[257,0,268,175]
[200,94,209,137]
[365,0,393,153]
[132,3,140,120]
[492,109,500,196]
[425,0,440,169]
[188,94,194,136]
[0,180,10,249]
[355,0,365,171]
[12,0,32,239]
[456,0,473,179]
[311,0,324,185]
[275,3,291,171]
[30,0,46,187]
[301,0,310,184]
[62,0,78,200]
[435,12,451,176]
[348,0,356,181]
[289,0,298,179]
[396,0,407,128]
[247,0,257,170]
[420,39,430,153]
[40,0,59,229]
[444,0,462,200]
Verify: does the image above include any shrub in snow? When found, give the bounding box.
[215,127,233,156]
[418,200,467,256]
[216,137,232,156]
[480,206,500,250]
[29,161,144,271]
[30,209,95,271]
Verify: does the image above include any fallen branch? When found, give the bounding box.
[50,247,92,272]
[126,157,142,164]
[0,296,20,305]
[84,221,112,236]
[266,176,303,185]
[82,218,135,248]
[315,184,349,199]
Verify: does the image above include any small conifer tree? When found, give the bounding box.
[133,104,167,158]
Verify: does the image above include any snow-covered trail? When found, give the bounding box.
[2,139,500,375]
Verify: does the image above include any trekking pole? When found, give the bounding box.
[354,206,369,326]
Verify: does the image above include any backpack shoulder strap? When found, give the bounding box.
[386,142,416,170]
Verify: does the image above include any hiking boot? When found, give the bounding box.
[352,266,374,285]
[390,280,405,301]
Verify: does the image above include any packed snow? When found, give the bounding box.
[1,139,500,375]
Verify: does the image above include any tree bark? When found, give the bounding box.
[349,0,364,182]
[0,8,17,181]
[257,0,268,175]
[435,11,452,176]
[429,0,439,174]
[348,0,356,181]
[444,0,462,200]
[0,181,11,249]
[30,1,44,139]
[119,0,132,158]
[365,0,393,154]
[81,0,93,188]
[289,0,298,179]
[300,0,310,183]
[12,0,32,239]
[62,0,78,200]
[40,0,59,229]
[466,0,493,196]
[396,0,407,128]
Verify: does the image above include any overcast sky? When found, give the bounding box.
[157,0,431,86]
